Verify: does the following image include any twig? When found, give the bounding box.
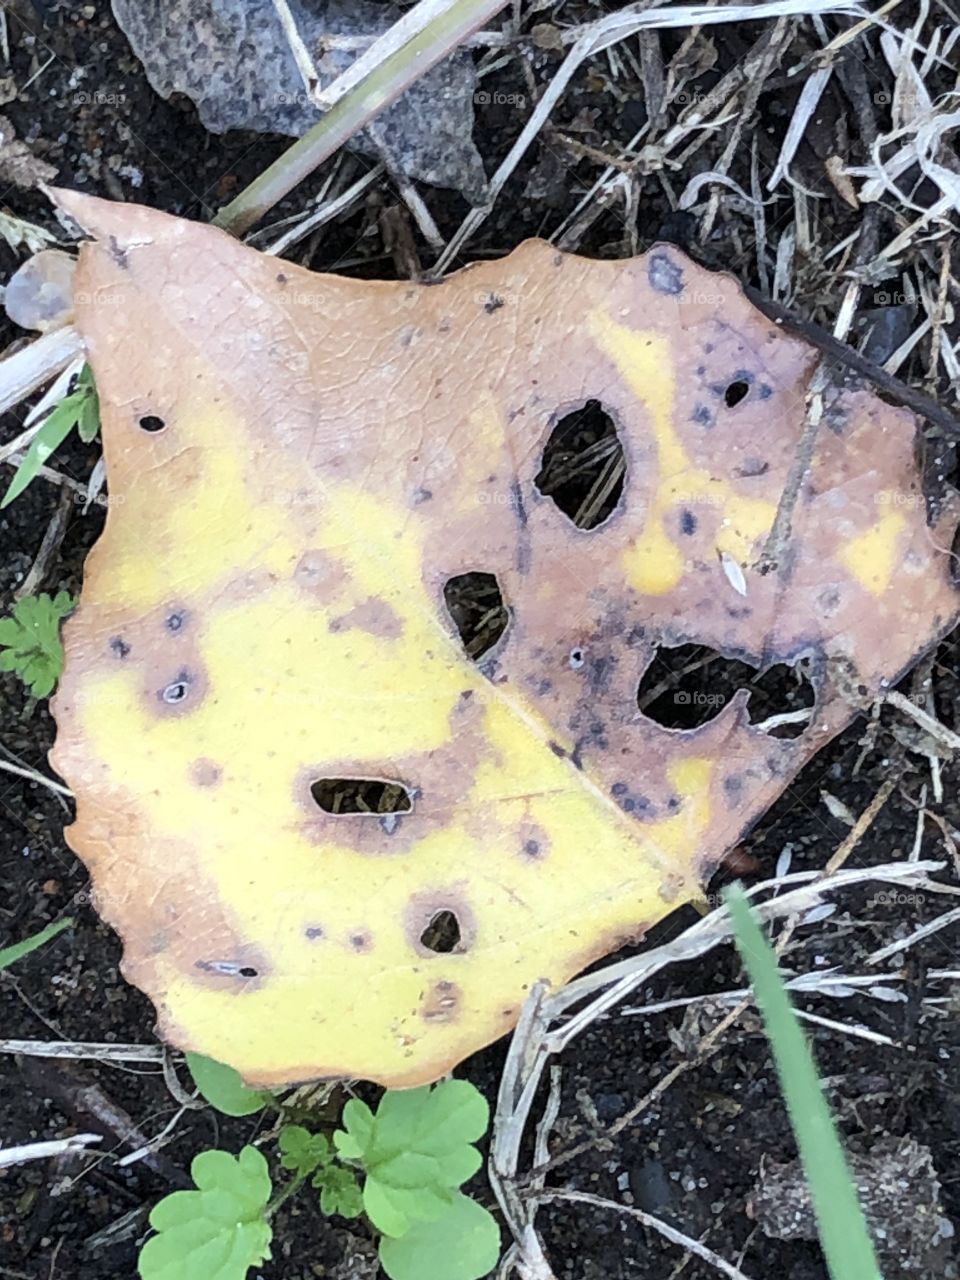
[755,363,827,573]
[0,325,83,418]
[0,1134,101,1169]
[743,286,960,440]
[883,689,960,753]
[14,485,73,601]
[866,906,960,965]
[822,774,898,874]
[0,758,74,798]
[0,1039,162,1062]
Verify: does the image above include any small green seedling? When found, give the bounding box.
[334,1080,500,1280]
[186,1051,274,1117]
[0,917,73,971]
[279,1125,363,1218]
[138,1147,273,1280]
[2,362,100,508]
[725,884,882,1280]
[0,591,74,697]
[139,1070,499,1280]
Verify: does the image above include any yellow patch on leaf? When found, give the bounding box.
[49,194,959,1087]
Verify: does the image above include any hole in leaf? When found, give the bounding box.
[535,399,625,529]
[160,674,192,704]
[310,778,414,815]
[723,380,750,409]
[139,414,166,433]
[443,572,509,660]
[420,910,462,954]
[637,643,815,736]
[951,521,960,587]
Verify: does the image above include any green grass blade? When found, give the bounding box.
[725,884,882,1280]
[1,398,80,508]
[0,917,74,971]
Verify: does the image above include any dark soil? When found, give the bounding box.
[2,3,960,1279]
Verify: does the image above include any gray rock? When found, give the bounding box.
[110,0,487,198]
[751,1137,956,1279]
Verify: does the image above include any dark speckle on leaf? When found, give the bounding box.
[680,510,697,536]
[692,404,713,427]
[648,251,685,296]
[108,236,128,269]
[110,636,130,658]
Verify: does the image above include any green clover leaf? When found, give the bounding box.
[186,1053,273,1117]
[378,1191,500,1280]
[334,1081,489,1237]
[138,1147,272,1280]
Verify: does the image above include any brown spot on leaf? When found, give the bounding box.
[421,979,460,1023]
[189,758,222,787]
[293,549,347,597]
[329,597,404,639]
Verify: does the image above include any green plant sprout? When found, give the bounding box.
[0,590,74,697]
[138,1147,273,1280]
[725,883,882,1280]
[0,917,73,971]
[2,362,100,508]
[139,1067,500,1280]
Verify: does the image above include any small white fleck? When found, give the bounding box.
[719,550,748,596]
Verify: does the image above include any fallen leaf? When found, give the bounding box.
[50,191,959,1087]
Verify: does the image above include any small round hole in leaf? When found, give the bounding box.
[139,414,166,433]
[420,910,462,954]
[535,399,625,529]
[723,380,750,409]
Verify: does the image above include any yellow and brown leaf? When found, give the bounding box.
[49,191,959,1087]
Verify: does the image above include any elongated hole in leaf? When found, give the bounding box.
[443,572,509,660]
[637,643,814,736]
[139,414,166,433]
[310,778,413,815]
[420,910,462,954]
[535,399,625,529]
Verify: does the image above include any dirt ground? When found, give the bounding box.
[1,2,960,1278]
